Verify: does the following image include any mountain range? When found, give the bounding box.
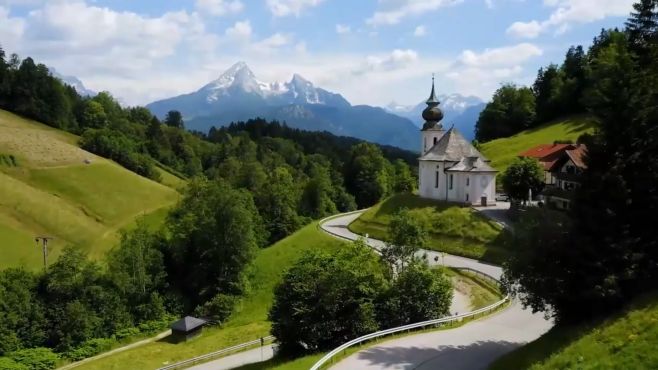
[50,61,485,151]
[146,62,426,150]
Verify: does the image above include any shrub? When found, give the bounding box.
[194,294,236,324]
[64,338,115,361]
[7,348,59,370]
[0,357,28,370]
[377,261,453,327]
[269,239,387,355]
[114,327,140,341]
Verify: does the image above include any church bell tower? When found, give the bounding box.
[420,76,446,155]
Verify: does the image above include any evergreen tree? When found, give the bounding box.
[626,0,658,63]
[164,110,184,129]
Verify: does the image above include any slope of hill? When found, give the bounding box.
[490,293,658,370]
[0,109,180,269]
[479,116,596,172]
[146,62,420,151]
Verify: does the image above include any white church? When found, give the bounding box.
[418,79,497,206]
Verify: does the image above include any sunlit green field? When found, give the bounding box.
[480,115,595,172]
[0,109,180,268]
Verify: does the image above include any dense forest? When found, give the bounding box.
[503,0,658,324]
[0,47,418,368]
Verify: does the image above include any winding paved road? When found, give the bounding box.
[321,211,553,370]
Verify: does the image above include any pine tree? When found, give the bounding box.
[625,0,658,63]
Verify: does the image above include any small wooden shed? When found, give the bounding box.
[170,316,207,342]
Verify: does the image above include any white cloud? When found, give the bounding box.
[413,25,426,37]
[446,43,542,99]
[367,0,463,26]
[335,24,350,34]
[507,0,635,39]
[0,6,25,51]
[507,20,542,38]
[354,49,419,75]
[458,43,543,67]
[249,32,292,53]
[225,20,252,39]
[266,0,324,17]
[195,0,243,16]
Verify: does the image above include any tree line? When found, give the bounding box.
[503,0,658,324]
[474,26,628,142]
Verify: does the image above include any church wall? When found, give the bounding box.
[420,164,497,206]
[419,161,447,200]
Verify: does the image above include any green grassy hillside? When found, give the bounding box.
[0,109,180,268]
[349,194,508,263]
[74,222,348,370]
[490,294,658,370]
[480,116,595,172]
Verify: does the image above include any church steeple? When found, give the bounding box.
[422,75,444,130]
[426,74,439,105]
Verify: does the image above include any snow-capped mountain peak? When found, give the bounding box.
[48,67,96,97]
[192,62,349,107]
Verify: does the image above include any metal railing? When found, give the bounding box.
[156,335,275,370]
[309,268,509,370]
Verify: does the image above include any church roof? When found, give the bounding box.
[446,156,497,173]
[419,127,492,166]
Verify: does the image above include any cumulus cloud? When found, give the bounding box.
[506,20,542,38]
[249,33,292,53]
[225,20,252,39]
[266,0,324,17]
[507,0,635,39]
[458,43,543,67]
[0,6,25,50]
[354,49,419,75]
[367,0,463,26]
[414,25,426,37]
[335,24,350,34]
[195,0,243,16]
[446,43,542,98]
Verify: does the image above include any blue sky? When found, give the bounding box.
[0,0,636,106]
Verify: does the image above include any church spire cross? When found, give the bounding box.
[426,74,439,106]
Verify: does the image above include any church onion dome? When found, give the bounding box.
[421,76,444,129]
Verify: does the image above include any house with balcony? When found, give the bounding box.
[520,143,588,210]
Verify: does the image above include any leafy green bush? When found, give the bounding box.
[114,327,140,341]
[65,338,115,361]
[7,348,58,370]
[0,357,28,370]
[137,318,170,335]
[194,294,237,324]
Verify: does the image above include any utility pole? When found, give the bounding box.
[35,236,53,270]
